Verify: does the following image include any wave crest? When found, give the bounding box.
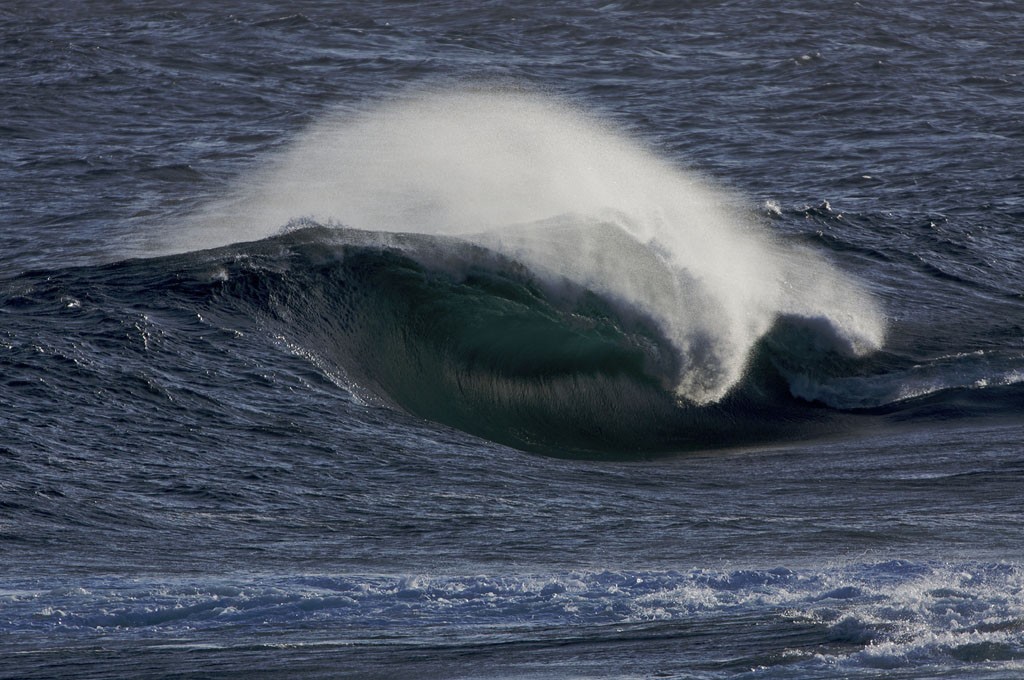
[167,88,885,404]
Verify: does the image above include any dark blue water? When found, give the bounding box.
[3,2,1023,678]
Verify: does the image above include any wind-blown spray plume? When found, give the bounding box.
[171,89,885,404]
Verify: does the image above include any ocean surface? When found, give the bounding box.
[3,2,1023,678]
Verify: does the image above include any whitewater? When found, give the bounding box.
[2,1,1023,678]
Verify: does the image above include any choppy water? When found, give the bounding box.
[2,2,1023,678]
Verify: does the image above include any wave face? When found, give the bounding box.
[145,224,1010,457]
[166,89,885,407]
[192,227,818,455]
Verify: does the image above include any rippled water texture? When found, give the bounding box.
[2,2,1023,678]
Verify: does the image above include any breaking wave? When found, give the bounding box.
[122,88,1022,455]
[164,89,885,406]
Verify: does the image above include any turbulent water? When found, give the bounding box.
[3,2,1024,678]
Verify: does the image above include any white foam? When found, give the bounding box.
[5,562,1023,674]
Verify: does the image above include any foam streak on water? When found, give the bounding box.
[169,89,884,403]
[4,561,1022,678]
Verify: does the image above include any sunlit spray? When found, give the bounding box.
[168,88,885,403]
